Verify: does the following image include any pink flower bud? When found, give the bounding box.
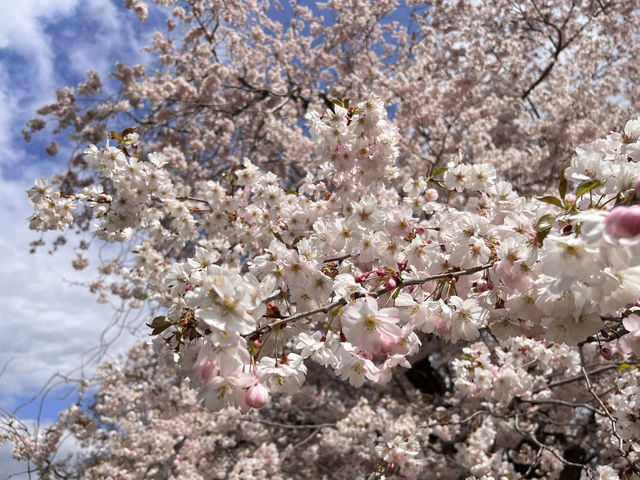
[416,226,425,234]
[397,261,407,271]
[425,188,438,202]
[193,358,218,384]
[376,268,386,276]
[355,272,367,284]
[385,277,397,291]
[476,279,488,292]
[245,382,270,409]
[605,205,640,240]
[599,345,612,361]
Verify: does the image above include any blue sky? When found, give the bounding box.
[0,1,167,475]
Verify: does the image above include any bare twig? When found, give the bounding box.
[516,397,605,416]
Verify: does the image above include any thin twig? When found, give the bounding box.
[245,262,494,337]
[516,397,604,416]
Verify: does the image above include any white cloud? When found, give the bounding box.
[0,169,141,402]
[0,0,162,418]
[0,2,170,477]
[0,0,158,165]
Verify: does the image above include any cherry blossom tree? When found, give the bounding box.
[4,0,640,478]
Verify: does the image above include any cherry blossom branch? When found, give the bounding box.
[513,412,595,478]
[534,363,640,393]
[516,397,605,416]
[247,262,494,337]
[176,196,212,205]
[322,254,351,263]
[398,262,494,287]
[578,346,640,475]
[244,418,336,429]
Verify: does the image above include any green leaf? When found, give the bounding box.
[146,316,173,336]
[108,131,122,141]
[575,179,604,199]
[536,196,563,208]
[430,166,447,177]
[284,189,298,195]
[292,235,304,245]
[271,229,286,245]
[429,179,444,189]
[391,286,402,300]
[148,315,167,327]
[558,162,569,200]
[534,214,556,243]
[330,98,344,108]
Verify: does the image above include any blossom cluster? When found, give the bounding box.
[12,0,640,476]
[26,95,640,401]
[21,94,640,477]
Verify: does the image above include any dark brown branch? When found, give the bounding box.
[245,262,494,337]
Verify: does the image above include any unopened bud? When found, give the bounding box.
[376,269,386,277]
[385,277,397,291]
[416,226,425,234]
[266,301,281,318]
[605,205,640,240]
[355,272,367,284]
[600,346,612,361]
[245,382,270,409]
[476,279,489,292]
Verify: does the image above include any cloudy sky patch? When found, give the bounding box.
[0,2,165,475]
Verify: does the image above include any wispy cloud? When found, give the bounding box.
[0,0,158,166]
[0,0,162,419]
[0,168,142,406]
